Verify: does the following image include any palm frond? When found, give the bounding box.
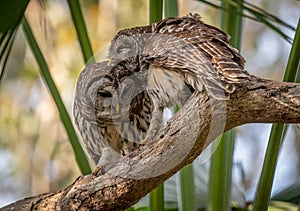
[67,0,95,64]
[253,18,300,211]
[22,17,92,175]
[0,0,30,82]
[197,0,295,43]
[0,28,17,81]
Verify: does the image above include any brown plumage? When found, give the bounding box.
[73,14,252,171]
[108,13,251,143]
[73,61,152,171]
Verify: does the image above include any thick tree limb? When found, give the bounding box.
[2,76,300,211]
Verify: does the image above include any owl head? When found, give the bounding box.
[108,26,153,66]
[95,72,142,122]
[74,61,113,124]
[74,61,149,127]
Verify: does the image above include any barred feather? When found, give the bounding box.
[108,13,252,143]
[73,61,152,166]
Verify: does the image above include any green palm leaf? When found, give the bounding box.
[22,17,91,175]
[197,0,294,43]
[0,0,29,81]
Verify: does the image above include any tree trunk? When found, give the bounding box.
[2,76,300,211]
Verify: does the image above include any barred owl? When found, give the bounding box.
[109,13,251,143]
[73,61,152,174]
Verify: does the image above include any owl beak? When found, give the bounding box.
[115,102,120,114]
[109,58,114,65]
[112,97,120,114]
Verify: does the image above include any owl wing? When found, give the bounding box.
[143,14,251,99]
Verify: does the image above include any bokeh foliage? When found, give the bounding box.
[0,0,299,210]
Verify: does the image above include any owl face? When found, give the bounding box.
[95,71,145,122]
[108,25,153,65]
[95,81,129,117]
[108,35,140,65]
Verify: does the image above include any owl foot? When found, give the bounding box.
[141,127,159,145]
[92,147,122,176]
[140,136,152,145]
[92,166,106,176]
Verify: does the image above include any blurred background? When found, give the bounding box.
[0,0,299,209]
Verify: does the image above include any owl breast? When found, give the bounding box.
[147,65,193,108]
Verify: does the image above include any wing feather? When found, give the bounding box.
[143,14,251,99]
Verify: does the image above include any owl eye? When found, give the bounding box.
[98,90,112,98]
[116,44,131,54]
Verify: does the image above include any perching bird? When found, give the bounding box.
[73,61,152,174]
[108,13,251,143]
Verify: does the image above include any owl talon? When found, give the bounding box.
[92,166,106,176]
[141,137,151,145]
[137,143,145,149]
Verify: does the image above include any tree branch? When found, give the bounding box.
[2,76,300,211]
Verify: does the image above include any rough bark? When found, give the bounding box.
[2,76,300,211]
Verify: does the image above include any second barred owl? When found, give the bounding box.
[109,13,252,143]
[73,61,152,173]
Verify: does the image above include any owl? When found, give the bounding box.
[73,61,152,174]
[108,13,251,143]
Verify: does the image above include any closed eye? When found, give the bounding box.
[98,90,112,98]
[117,44,131,54]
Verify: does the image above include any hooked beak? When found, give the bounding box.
[115,101,120,114]
[112,96,120,114]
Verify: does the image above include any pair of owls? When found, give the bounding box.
[73,14,250,173]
